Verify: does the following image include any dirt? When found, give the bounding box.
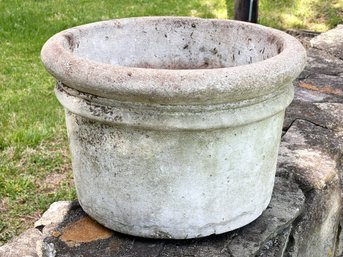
[42,173,68,193]
[59,216,113,246]
[286,29,321,48]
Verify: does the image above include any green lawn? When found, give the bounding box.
[0,0,342,245]
[258,0,343,31]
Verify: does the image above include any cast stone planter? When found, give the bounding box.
[41,17,306,239]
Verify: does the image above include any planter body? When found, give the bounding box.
[41,17,306,239]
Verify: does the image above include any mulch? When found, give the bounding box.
[286,29,321,48]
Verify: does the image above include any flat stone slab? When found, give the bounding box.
[284,35,343,131]
[228,178,304,257]
[300,48,343,77]
[279,25,343,256]
[32,176,304,257]
[311,24,343,60]
[0,228,43,257]
[278,114,342,257]
[279,118,342,187]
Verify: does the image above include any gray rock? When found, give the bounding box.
[283,98,343,132]
[279,119,341,190]
[299,48,343,78]
[284,36,343,131]
[256,226,293,257]
[0,228,43,257]
[228,177,305,257]
[35,201,73,230]
[311,24,343,60]
[314,103,343,132]
[298,73,343,96]
[283,40,343,253]
[335,219,343,256]
[278,119,342,257]
[36,241,56,257]
[286,181,341,257]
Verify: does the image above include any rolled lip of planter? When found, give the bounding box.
[41,16,306,108]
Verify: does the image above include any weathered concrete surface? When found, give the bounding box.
[42,17,306,238]
[65,108,287,239]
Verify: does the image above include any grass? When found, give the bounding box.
[0,0,342,245]
[258,0,343,31]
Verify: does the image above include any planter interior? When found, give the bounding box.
[72,19,281,69]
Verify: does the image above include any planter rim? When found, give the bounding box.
[41,16,306,105]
